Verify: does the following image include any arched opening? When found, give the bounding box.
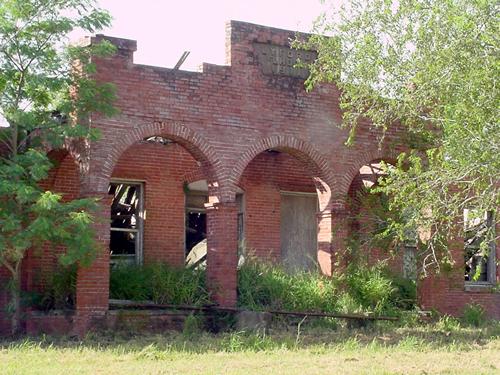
[236,146,332,274]
[108,135,216,267]
[20,150,81,311]
[74,123,233,325]
[346,159,415,279]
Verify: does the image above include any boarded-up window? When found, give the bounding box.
[280,192,318,272]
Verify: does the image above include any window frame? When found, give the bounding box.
[109,179,145,265]
[464,210,496,287]
[236,193,245,246]
[184,190,208,258]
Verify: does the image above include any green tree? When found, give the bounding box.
[0,0,116,335]
[299,0,499,274]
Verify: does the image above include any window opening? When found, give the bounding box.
[236,193,245,245]
[464,210,495,284]
[109,181,143,266]
[143,136,173,145]
[185,192,208,268]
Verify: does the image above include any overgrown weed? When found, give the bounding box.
[109,263,210,306]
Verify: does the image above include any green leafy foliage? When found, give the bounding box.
[436,315,462,333]
[296,0,499,274]
[38,264,77,310]
[0,0,116,334]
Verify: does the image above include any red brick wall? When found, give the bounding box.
[22,151,81,294]
[75,22,405,318]
[240,151,316,261]
[111,145,321,267]
[418,225,500,319]
[111,141,202,266]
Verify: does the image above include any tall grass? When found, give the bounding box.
[237,259,406,315]
[109,259,413,315]
[109,263,210,306]
[237,259,338,313]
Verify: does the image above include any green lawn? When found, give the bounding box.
[2,321,500,374]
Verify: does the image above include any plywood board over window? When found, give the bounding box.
[280,192,318,272]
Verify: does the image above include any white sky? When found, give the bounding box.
[90,0,329,71]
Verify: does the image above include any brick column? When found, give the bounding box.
[331,202,349,275]
[73,192,112,336]
[317,186,333,276]
[206,201,238,307]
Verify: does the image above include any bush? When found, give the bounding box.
[345,264,396,313]
[462,303,485,327]
[110,263,210,306]
[37,264,77,310]
[389,276,417,310]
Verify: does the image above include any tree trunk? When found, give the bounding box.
[10,265,22,336]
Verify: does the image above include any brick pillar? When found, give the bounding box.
[206,201,238,307]
[316,185,333,276]
[74,192,111,336]
[331,202,349,275]
[417,219,464,316]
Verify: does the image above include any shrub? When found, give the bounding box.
[389,276,417,310]
[110,263,210,306]
[462,303,485,327]
[38,264,77,310]
[345,264,396,313]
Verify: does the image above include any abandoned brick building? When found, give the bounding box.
[0,21,498,335]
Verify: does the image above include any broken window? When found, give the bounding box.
[185,192,208,266]
[109,181,144,266]
[184,186,246,268]
[402,208,418,280]
[464,210,495,284]
[143,136,173,145]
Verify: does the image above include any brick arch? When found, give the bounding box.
[339,149,400,198]
[230,135,336,193]
[182,167,208,185]
[94,121,223,194]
